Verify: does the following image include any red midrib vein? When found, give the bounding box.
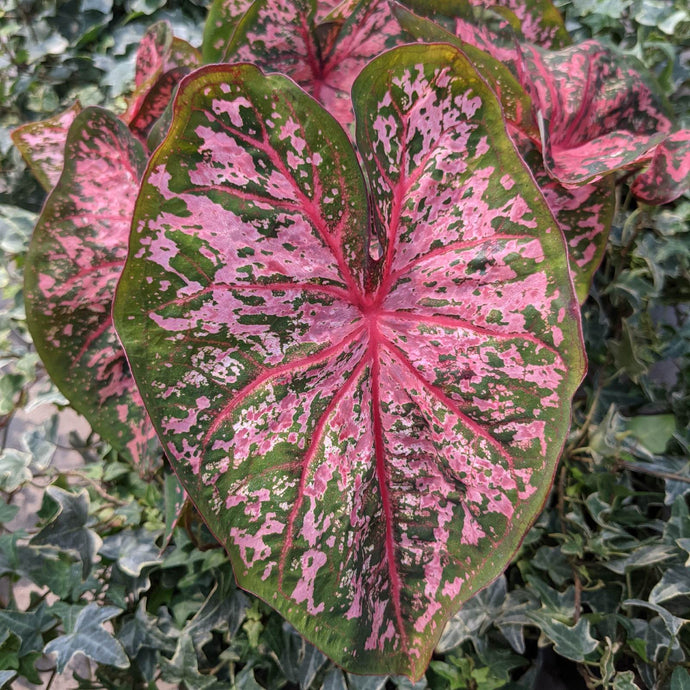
[369,320,409,653]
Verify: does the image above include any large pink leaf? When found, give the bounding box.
[24,107,158,471]
[630,129,690,205]
[114,47,584,677]
[11,102,82,192]
[226,0,403,129]
[520,41,674,187]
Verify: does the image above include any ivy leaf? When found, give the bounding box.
[159,633,215,690]
[99,529,163,576]
[672,667,690,690]
[114,46,584,677]
[44,603,128,672]
[624,599,688,639]
[0,604,56,656]
[436,576,507,653]
[29,486,102,579]
[23,106,159,471]
[649,565,690,605]
[0,671,16,689]
[526,612,599,661]
[10,101,81,192]
[0,449,32,492]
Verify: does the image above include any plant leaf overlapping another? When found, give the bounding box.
[114,45,585,678]
[24,107,159,470]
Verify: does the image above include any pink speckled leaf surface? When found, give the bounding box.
[24,107,159,471]
[122,21,200,145]
[631,129,690,205]
[226,0,403,129]
[114,47,584,678]
[521,41,673,187]
[11,102,82,192]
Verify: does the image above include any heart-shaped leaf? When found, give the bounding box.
[11,102,82,192]
[114,46,585,678]
[24,107,158,470]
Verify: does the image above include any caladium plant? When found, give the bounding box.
[14,0,690,681]
[113,46,585,677]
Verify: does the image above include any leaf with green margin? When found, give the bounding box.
[122,21,201,145]
[114,46,584,678]
[0,499,19,524]
[10,102,82,192]
[44,603,128,672]
[510,128,614,302]
[392,3,612,301]
[520,41,674,187]
[393,3,537,137]
[29,486,102,579]
[23,107,159,471]
[467,0,570,48]
[201,0,255,63]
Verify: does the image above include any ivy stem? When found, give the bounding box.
[60,470,129,505]
[618,460,690,484]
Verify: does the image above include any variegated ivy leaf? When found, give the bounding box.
[114,46,584,677]
[11,102,81,192]
[521,41,673,187]
[122,21,201,145]
[24,107,158,471]
[631,130,690,205]
[224,0,403,129]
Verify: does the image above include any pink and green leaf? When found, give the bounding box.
[510,128,615,302]
[24,107,159,471]
[11,102,82,192]
[114,47,584,678]
[202,0,257,63]
[630,129,690,205]
[393,3,537,137]
[122,22,201,144]
[225,0,403,129]
[521,41,674,187]
[467,0,570,49]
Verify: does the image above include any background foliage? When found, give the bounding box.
[0,0,689,688]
